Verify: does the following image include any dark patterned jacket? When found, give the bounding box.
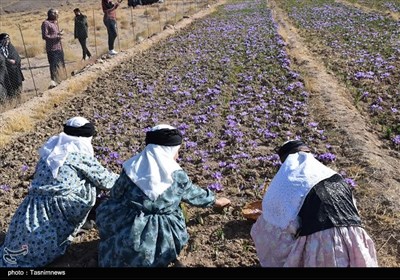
[296,174,362,237]
[74,14,89,39]
[1,42,24,96]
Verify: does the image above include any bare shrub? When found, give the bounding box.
[25,44,45,58]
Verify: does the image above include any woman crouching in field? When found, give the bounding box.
[96,124,231,267]
[0,116,118,267]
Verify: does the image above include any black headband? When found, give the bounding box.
[63,122,96,137]
[145,128,183,146]
[0,33,9,41]
[277,140,307,162]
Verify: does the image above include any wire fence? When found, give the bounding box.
[0,0,217,112]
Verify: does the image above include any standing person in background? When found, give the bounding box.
[127,0,141,8]
[41,8,65,89]
[250,140,378,267]
[102,0,122,56]
[0,54,10,103]
[128,0,163,7]
[73,8,92,61]
[0,33,24,100]
[0,116,118,267]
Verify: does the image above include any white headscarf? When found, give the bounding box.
[123,124,183,201]
[262,152,337,229]
[38,117,95,179]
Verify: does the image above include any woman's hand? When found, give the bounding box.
[214,197,231,208]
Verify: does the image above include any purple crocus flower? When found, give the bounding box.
[109,152,120,159]
[212,172,223,180]
[217,141,226,149]
[185,141,198,149]
[227,163,238,170]
[344,178,357,188]
[206,132,215,138]
[392,135,400,145]
[208,182,223,192]
[317,153,336,163]
[0,185,11,191]
[21,164,29,174]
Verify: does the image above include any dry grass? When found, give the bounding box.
[0,0,213,143]
[1,0,200,61]
[165,19,176,26]
[186,7,197,15]
[0,72,96,147]
[136,31,147,41]
[119,19,130,30]
[120,37,135,49]
[25,44,45,58]
[0,114,33,138]
[159,6,169,12]
[143,8,153,18]
[63,46,80,61]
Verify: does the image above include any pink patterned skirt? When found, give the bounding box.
[250,217,378,267]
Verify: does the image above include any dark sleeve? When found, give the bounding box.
[41,21,47,40]
[74,18,78,38]
[0,55,8,86]
[84,15,89,33]
[8,44,21,65]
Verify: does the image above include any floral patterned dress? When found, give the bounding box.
[0,152,118,267]
[96,169,216,267]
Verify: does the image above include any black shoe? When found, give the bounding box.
[172,259,185,267]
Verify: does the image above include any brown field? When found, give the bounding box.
[0,0,202,113]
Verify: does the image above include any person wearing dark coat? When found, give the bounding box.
[73,8,92,60]
[0,54,10,102]
[128,0,163,7]
[0,33,24,99]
